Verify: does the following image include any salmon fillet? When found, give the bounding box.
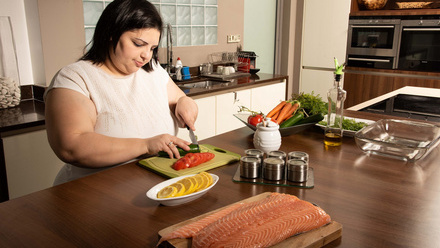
[158,193,331,247]
[157,202,243,245]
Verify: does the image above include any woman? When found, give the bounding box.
[44,0,198,185]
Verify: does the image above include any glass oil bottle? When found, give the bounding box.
[324,58,346,146]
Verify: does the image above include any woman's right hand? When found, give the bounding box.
[145,134,191,159]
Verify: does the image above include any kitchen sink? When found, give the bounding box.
[179,80,230,89]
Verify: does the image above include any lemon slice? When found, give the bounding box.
[193,174,206,192]
[157,185,177,198]
[200,172,213,186]
[188,177,198,194]
[178,178,195,195]
[170,182,185,197]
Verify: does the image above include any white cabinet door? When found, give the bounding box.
[3,129,64,199]
[301,0,350,69]
[178,96,216,142]
[250,82,286,114]
[216,89,251,135]
[300,69,333,101]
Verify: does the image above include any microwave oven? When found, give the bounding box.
[346,18,401,69]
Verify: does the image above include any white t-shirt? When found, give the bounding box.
[45,60,178,184]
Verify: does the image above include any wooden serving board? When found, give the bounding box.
[138,144,241,178]
[158,192,342,248]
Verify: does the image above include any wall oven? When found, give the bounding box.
[346,18,401,69]
[398,19,440,72]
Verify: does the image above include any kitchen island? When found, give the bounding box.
[0,110,439,247]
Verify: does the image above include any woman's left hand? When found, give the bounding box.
[175,96,198,129]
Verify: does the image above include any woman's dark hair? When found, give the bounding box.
[81,0,163,72]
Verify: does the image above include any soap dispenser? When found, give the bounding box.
[324,58,347,147]
[175,57,183,81]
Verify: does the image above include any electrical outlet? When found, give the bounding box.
[227,34,241,43]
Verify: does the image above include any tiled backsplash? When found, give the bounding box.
[82,0,218,48]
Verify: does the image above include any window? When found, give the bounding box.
[82,0,218,48]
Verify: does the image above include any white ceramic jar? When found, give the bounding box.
[253,120,281,154]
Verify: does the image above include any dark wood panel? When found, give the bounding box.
[394,76,440,89]
[344,72,394,108]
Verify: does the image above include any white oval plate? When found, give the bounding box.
[146,173,219,206]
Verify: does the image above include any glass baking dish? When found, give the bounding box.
[354,119,440,161]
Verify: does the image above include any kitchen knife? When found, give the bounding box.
[187,126,198,145]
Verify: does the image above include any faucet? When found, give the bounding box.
[166,23,173,74]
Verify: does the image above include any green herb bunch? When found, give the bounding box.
[290,92,327,116]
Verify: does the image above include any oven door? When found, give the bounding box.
[347,19,401,58]
[398,20,440,72]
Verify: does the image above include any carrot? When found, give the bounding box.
[267,101,288,118]
[277,101,300,124]
[272,110,281,121]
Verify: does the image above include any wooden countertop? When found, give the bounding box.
[0,110,439,247]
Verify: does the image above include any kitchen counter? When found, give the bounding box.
[0,110,439,247]
[176,73,288,98]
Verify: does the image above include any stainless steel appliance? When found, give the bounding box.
[398,19,440,72]
[346,18,401,69]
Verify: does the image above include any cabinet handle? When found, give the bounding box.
[403,28,440,32]
[234,92,239,103]
[348,57,391,63]
[351,25,395,29]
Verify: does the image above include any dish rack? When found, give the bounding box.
[209,51,257,73]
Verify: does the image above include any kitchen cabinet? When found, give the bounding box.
[177,81,286,141]
[2,128,64,199]
[177,96,216,141]
[250,82,286,114]
[299,0,351,97]
[216,89,251,135]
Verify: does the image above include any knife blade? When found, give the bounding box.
[187,126,198,145]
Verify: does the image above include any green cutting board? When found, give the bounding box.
[138,144,241,178]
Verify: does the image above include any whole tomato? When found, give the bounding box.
[248,114,264,126]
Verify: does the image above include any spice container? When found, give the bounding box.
[240,156,261,179]
[263,157,285,181]
[288,151,309,163]
[287,159,308,182]
[244,149,264,164]
[267,150,286,163]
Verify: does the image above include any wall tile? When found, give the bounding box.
[83,0,217,47]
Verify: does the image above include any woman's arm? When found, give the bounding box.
[45,88,189,167]
[167,78,198,130]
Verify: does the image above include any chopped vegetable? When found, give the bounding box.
[172,152,215,171]
[158,144,200,158]
[319,118,369,131]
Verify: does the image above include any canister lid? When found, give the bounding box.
[267,150,286,157]
[240,156,260,167]
[245,149,264,157]
[287,159,308,171]
[263,157,284,170]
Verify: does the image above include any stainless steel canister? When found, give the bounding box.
[287,159,308,182]
[263,157,285,181]
[267,150,286,163]
[244,149,264,164]
[288,151,309,163]
[240,156,261,179]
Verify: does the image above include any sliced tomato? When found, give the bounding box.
[172,152,215,170]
